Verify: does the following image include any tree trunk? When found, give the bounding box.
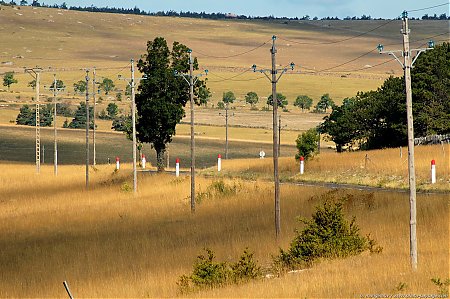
[156,148,165,172]
[336,144,343,153]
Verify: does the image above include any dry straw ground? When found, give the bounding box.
[213,144,450,192]
[0,163,448,297]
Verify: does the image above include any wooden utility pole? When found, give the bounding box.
[378,10,435,271]
[118,59,146,195]
[85,70,90,189]
[174,50,208,213]
[270,38,280,238]
[189,50,196,213]
[252,36,295,239]
[92,67,97,166]
[219,104,234,159]
[131,60,137,194]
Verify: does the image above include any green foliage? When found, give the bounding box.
[294,95,313,112]
[56,102,73,117]
[267,93,288,108]
[73,80,87,94]
[314,93,334,113]
[62,119,69,128]
[16,104,53,127]
[295,128,319,160]
[196,180,239,203]
[245,91,259,107]
[112,115,132,139]
[136,37,207,171]
[116,92,122,101]
[178,248,261,294]
[320,42,450,151]
[222,91,236,104]
[50,79,65,91]
[274,192,371,272]
[106,102,119,119]
[3,72,18,91]
[216,101,225,109]
[99,77,115,95]
[68,102,95,129]
[198,85,212,106]
[28,79,36,90]
[431,277,450,295]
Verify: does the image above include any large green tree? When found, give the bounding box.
[136,37,207,171]
[320,42,450,151]
[222,91,236,104]
[3,72,18,91]
[294,95,313,112]
[16,104,53,127]
[73,80,87,94]
[68,102,95,129]
[245,91,259,108]
[99,77,115,95]
[267,93,288,108]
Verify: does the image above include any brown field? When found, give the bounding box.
[0,5,448,107]
[0,163,448,297]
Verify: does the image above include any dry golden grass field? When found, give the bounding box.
[210,144,450,192]
[0,163,448,297]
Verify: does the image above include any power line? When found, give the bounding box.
[408,2,449,13]
[193,40,271,59]
[278,19,397,46]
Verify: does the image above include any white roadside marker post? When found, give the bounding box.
[116,156,120,170]
[218,154,222,172]
[300,156,305,175]
[431,160,436,184]
[176,158,180,177]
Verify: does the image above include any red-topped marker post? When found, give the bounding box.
[176,158,180,177]
[218,154,222,172]
[115,157,120,170]
[142,154,146,169]
[431,160,436,184]
[300,156,305,175]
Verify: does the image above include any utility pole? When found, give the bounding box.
[92,67,97,166]
[377,10,435,271]
[219,104,234,159]
[49,74,65,176]
[175,50,208,213]
[85,70,90,189]
[119,59,146,195]
[278,115,287,156]
[252,36,295,239]
[25,67,42,174]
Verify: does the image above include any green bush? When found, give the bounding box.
[274,193,376,272]
[195,180,239,203]
[295,128,319,160]
[178,248,261,294]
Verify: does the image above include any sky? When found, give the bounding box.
[58,0,449,19]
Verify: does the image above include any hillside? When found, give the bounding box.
[0,5,448,104]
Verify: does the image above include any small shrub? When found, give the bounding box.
[178,248,262,294]
[431,277,450,295]
[274,193,374,272]
[195,180,239,203]
[250,106,259,111]
[120,182,132,192]
[230,249,262,283]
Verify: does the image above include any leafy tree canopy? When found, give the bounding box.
[294,95,313,112]
[222,91,236,104]
[16,104,53,127]
[68,102,95,129]
[136,37,207,170]
[245,91,259,107]
[267,93,288,108]
[3,72,18,91]
[73,80,87,94]
[99,77,115,95]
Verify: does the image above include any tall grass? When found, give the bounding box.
[0,163,448,297]
[218,144,450,191]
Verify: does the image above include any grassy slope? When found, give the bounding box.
[0,164,448,297]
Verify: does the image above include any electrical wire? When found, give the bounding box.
[408,2,449,13]
[278,19,398,46]
[193,40,271,59]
